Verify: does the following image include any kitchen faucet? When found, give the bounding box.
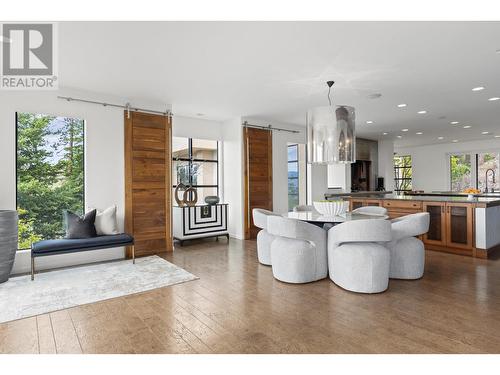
[485,168,496,193]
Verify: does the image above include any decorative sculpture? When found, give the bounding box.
[183,186,198,206]
[174,183,187,206]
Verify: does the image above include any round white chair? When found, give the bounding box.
[386,212,430,279]
[328,219,392,293]
[252,208,281,266]
[267,216,328,283]
[352,206,387,216]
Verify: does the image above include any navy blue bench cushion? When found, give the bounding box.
[32,234,134,255]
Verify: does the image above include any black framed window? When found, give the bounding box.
[288,144,299,210]
[393,155,412,193]
[172,137,219,204]
[16,112,85,249]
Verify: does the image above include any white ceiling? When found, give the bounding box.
[58,21,500,147]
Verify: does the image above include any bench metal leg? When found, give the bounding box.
[132,245,135,264]
[31,257,35,281]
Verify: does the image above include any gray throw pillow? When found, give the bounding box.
[64,209,97,239]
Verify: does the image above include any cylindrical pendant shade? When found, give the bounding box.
[306,105,356,164]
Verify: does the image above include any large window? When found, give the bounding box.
[16,113,85,249]
[450,152,499,192]
[393,155,412,193]
[450,154,472,192]
[172,137,219,204]
[287,143,307,211]
[288,144,299,210]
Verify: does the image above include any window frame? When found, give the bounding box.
[15,112,86,250]
[287,144,300,211]
[393,155,412,194]
[172,137,220,198]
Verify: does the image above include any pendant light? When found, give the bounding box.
[306,81,356,164]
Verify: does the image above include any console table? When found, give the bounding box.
[173,203,229,246]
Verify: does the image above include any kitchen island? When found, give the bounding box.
[336,193,500,258]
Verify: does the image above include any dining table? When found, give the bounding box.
[282,211,389,228]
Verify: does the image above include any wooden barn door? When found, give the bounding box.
[243,126,273,240]
[124,111,173,257]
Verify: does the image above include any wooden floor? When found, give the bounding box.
[1,238,500,354]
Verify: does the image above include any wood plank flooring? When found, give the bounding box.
[1,238,500,354]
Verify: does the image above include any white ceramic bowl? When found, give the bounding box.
[313,200,348,216]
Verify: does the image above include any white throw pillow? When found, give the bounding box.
[93,205,119,235]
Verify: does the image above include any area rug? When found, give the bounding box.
[0,256,198,323]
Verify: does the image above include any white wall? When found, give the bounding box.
[0,89,172,273]
[378,139,395,191]
[395,138,500,192]
[173,116,223,140]
[308,164,328,203]
[0,88,170,274]
[221,117,244,239]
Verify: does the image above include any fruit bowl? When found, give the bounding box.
[313,200,348,216]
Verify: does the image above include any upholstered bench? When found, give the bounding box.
[30,234,134,280]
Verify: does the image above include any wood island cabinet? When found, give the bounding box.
[445,203,474,251]
[349,198,382,211]
[346,197,480,257]
[422,201,447,247]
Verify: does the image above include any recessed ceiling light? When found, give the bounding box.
[472,86,485,91]
[463,125,471,129]
[416,132,423,135]
[417,110,427,114]
[401,129,409,132]
[397,104,407,108]
[495,135,500,138]
[396,135,403,139]
[450,121,459,125]
[489,97,500,101]
[438,136,444,140]
[482,131,490,135]
[452,140,459,143]
[382,132,388,135]
[366,120,374,124]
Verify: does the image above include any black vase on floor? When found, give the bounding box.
[0,210,18,283]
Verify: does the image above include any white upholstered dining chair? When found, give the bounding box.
[267,216,328,283]
[386,212,430,279]
[352,206,388,216]
[327,219,392,293]
[252,208,281,266]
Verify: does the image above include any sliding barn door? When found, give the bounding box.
[124,111,173,257]
[243,127,273,240]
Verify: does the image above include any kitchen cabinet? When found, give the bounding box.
[445,203,474,251]
[422,202,473,252]
[346,196,484,257]
[422,202,447,247]
[349,198,382,211]
[382,199,422,219]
